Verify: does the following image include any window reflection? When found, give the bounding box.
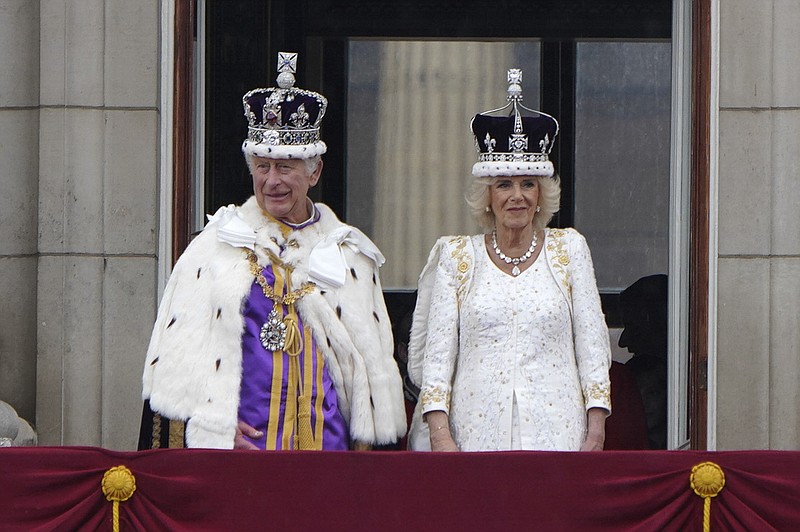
[574,41,672,292]
[347,40,541,289]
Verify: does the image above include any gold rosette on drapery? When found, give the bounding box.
[690,461,725,532]
[102,465,136,532]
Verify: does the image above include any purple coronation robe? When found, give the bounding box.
[238,264,349,451]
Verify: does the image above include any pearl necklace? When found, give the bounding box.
[491,230,538,276]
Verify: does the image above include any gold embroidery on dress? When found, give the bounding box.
[420,386,450,408]
[584,383,611,404]
[448,236,471,306]
[546,229,572,299]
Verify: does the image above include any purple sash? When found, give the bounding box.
[238,266,349,450]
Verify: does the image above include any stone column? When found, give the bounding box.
[0,0,40,427]
[716,0,800,449]
[36,0,161,449]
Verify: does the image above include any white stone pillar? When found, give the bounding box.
[35,0,161,449]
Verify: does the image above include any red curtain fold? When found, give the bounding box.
[1,447,799,531]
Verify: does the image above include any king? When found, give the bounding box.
[139,53,407,451]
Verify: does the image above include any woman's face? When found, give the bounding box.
[489,176,540,232]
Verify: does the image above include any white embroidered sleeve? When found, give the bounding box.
[419,243,461,416]
[568,230,613,413]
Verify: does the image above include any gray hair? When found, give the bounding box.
[466,174,561,231]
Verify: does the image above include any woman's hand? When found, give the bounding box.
[234,420,262,450]
[580,407,607,452]
[425,410,459,452]
[431,431,459,452]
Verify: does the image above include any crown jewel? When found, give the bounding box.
[241,52,328,159]
[470,68,559,178]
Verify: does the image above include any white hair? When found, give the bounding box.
[244,152,321,177]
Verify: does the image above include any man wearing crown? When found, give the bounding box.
[139,53,407,450]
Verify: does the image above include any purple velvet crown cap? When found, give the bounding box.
[241,52,328,160]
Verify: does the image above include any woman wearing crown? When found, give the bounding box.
[407,70,611,452]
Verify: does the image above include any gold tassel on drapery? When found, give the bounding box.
[101,465,136,532]
[690,461,725,532]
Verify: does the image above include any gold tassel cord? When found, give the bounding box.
[690,461,725,532]
[282,315,303,357]
[295,323,314,449]
[102,465,136,532]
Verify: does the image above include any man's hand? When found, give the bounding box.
[234,420,262,450]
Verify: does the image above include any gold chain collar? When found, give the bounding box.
[245,249,315,305]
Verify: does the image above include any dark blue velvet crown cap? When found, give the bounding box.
[471,113,558,156]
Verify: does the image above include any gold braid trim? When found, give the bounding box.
[150,413,162,449]
[312,326,325,449]
[168,419,185,448]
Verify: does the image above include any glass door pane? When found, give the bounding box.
[346,40,541,290]
[574,41,672,293]
[574,40,672,449]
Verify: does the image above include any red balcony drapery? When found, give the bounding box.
[2,447,799,531]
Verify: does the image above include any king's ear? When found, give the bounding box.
[309,158,324,186]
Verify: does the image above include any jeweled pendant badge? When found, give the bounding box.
[260,308,287,351]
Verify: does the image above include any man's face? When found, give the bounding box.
[618,304,668,359]
[250,157,322,223]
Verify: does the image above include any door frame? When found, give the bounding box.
[167,0,713,449]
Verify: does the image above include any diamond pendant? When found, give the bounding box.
[512,265,521,276]
[260,308,287,351]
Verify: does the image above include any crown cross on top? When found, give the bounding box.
[278,52,297,73]
[507,68,523,102]
[276,52,298,89]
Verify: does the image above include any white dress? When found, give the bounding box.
[415,230,611,451]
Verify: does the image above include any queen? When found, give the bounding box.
[408,69,612,452]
